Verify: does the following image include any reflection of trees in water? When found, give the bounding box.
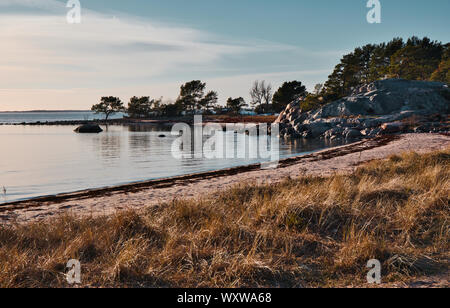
[127,125,172,157]
[92,134,122,165]
[280,138,311,154]
[127,124,172,133]
[128,134,152,157]
[283,138,299,153]
[280,138,349,155]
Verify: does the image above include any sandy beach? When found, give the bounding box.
[1,133,449,224]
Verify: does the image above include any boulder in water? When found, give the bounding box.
[74,124,103,134]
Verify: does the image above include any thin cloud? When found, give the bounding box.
[0,0,340,110]
[0,5,292,90]
[0,0,65,12]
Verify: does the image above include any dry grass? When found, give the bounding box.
[0,149,449,288]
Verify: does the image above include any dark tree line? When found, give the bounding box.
[92,81,220,119]
[254,37,448,114]
[175,80,218,114]
[92,37,449,119]
[226,97,247,115]
[291,36,449,113]
[127,96,162,118]
[324,36,448,100]
[91,96,125,121]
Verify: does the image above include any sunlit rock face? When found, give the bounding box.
[276,79,450,139]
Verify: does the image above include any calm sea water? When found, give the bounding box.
[0,111,125,124]
[0,113,350,203]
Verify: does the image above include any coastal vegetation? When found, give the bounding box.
[127,96,162,119]
[175,80,219,115]
[226,97,247,115]
[249,80,273,114]
[272,81,307,113]
[277,79,450,139]
[1,148,448,287]
[91,96,126,121]
[301,37,449,112]
[90,37,449,120]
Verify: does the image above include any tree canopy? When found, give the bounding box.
[127,96,162,118]
[430,43,450,83]
[323,37,446,100]
[250,81,273,113]
[290,37,448,114]
[389,37,444,80]
[226,97,247,115]
[91,96,125,121]
[272,81,307,113]
[175,80,218,114]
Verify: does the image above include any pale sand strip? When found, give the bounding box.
[1,133,449,224]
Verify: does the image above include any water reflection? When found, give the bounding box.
[127,124,171,133]
[0,124,352,202]
[92,133,123,165]
[129,134,152,155]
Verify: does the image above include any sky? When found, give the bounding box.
[0,0,449,111]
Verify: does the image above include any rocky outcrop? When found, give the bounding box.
[276,79,449,139]
[74,124,103,133]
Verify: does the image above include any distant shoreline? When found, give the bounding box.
[0,110,91,113]
[0,115,277,126]
[0,118,128,126]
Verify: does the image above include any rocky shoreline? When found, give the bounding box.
[276,79,449,140]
